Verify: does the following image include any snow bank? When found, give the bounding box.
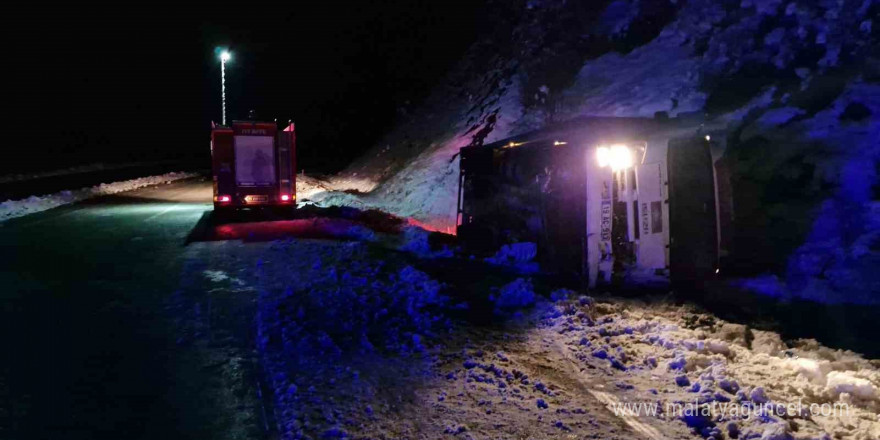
[294,173,333,201]
[0,161,172,184]
[490,278,537,311]
[234,234,879,439]
[486,242,537,264]
[254,241,454,439]
[539,296,880,439]
[485,242,540,273]
[729,81,880,305]
[0,171,198,222]
[397,225,453,258]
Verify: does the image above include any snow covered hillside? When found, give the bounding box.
[306,0,879,303]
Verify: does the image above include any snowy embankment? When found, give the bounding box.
[423,1,872,227]
[306,0,879,304]
[535,294,880,440]
[0,161,175,184]
[230,218,879,440]
[314,0,877,232]
[0,171,198,222]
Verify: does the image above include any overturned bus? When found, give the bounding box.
[456,116,729,288]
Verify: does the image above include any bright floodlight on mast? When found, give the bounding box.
[220,51,231,125]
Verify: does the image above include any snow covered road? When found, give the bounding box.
[226,236,880,440]
[2,178,877,440]
[0,179,265,440]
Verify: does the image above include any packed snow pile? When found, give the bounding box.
[253,240,456,439]
[0,171,198,222]
[238,232,879,439]
[490,277,538,312]
[294,173,334,202]
[306,0,878,303]
[537,296,880,440]
[485,242,540,273]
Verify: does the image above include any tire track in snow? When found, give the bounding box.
[544,335,666,440]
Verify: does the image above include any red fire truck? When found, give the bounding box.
[210,120,296,212]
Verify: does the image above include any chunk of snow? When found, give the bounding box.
[825,371,877,402]
[668,357,687,371]
[397,226,451,258]
[203,270,230,282]
[750,386,769,404]
[485,242,539,273]
[491,278,536,310]
[706,341,731,357]
[757,423,792,440]
[609,358,627,371]
[784,357,829,385]
[675,375,691,387]
[719,379,740,394]
[726,421,740,439]
[750,330,787,355]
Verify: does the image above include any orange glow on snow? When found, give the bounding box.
[406,217,456,235]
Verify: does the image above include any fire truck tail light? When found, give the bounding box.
[280,194,290,201]
[218,195,231,202]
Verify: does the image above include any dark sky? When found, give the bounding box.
[7,2,486,174]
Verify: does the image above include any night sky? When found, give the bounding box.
[7,2,486,174]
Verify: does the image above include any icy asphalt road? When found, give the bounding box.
[0,178,265,440]
[8,177,874,440]
[0,177,662,440]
